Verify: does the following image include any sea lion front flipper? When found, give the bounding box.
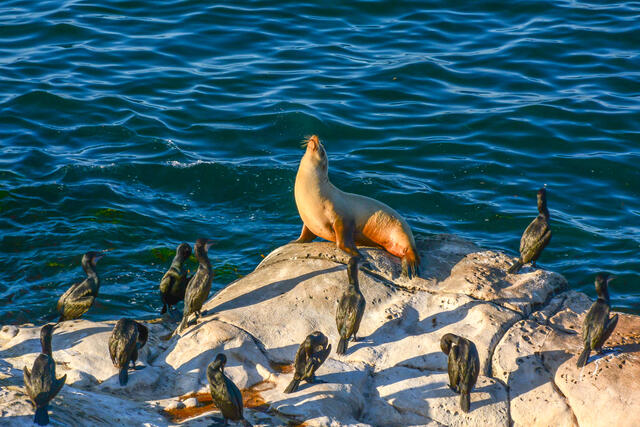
[292,224,317,244]
[334,217,362,259]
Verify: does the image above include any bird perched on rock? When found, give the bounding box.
[23,324,67,425]
[176,238,214,334]
[576,273,619,367]
[284,331,331,393]
[440,333,479,413]
[336,257,366,355]
[508,188,551,274]
[57,251,104,322]
[159,242,192,316]
[108,318,149,386]
[207,353,252,427]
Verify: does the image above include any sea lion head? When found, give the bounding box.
[302,135,328,175]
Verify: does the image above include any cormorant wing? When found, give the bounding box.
[159,270,177,294]
[109,326,138,368]
[23,366,33,398]
[292,342,308,379]
[519,216,550,254]
[226,377,244,418]
[50,373,67,400]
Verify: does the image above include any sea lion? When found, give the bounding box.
[293,135,420,278]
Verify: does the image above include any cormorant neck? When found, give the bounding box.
[172,253,188,267]
[537,197,549,219]
[41,335,52,357]
[82,260,98,279]
[195,250,212,271]
[597,288,610,303]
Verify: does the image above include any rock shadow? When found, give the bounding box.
[0,326,112,359]
[348,302,478,354]
[508,349,573,400]
[204,266,343,316]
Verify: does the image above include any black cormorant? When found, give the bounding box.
[108,318,149,386]
[176,238,214,334]
[159,243,192,315]
[23,324,67,425]
[336,257,366,355]
[57,251,104,322]
[284,331,331,394]
[440,333,479,413]
[207,353,252,426]
[576,273,618,367]
[508,188,552,274]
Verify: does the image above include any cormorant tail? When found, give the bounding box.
[507,259,523,274]
[161,304,167,314]
[34,406,49,426]
[460,391,471,413]
[576,346,590,367]
[336,337,348,355]
[57,315,65,324]
[284,378,300,394]
[177,316,189,334]
[118,367,128,386]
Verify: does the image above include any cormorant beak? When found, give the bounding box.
[607,275,617,284]
[205,240,215,250]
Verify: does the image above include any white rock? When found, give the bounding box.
[0,235,637,426]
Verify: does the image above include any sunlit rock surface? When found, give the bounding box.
[1,235,638,426]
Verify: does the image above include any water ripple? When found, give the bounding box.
[1,0,639,322]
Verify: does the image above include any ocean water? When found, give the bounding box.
[1,0,638,324]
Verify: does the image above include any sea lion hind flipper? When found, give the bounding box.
[402,248,420,279]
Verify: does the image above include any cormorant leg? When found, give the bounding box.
[352,334,358,342]
[532,261,537,268]
[292,224,317,244]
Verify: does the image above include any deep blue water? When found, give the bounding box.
[1,0,639,324]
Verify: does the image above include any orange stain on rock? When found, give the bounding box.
[270,360,294,374]
[163,380,276,423]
